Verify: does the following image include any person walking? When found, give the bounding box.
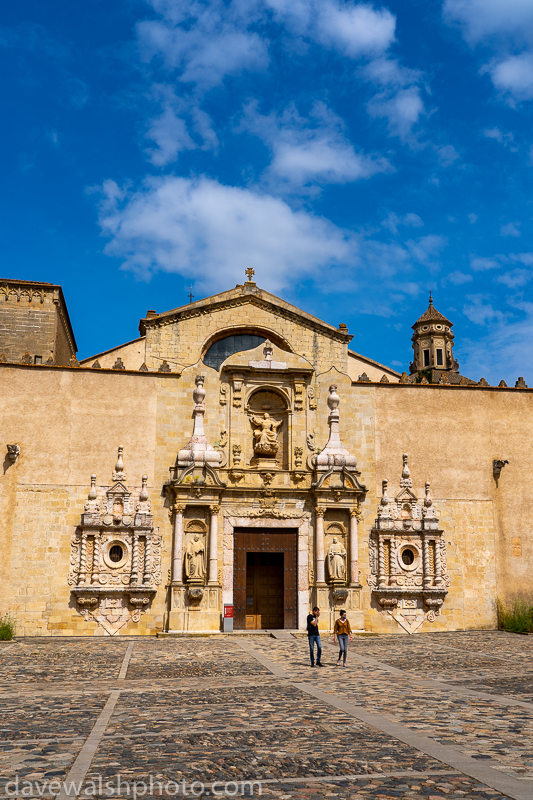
[307,606,324,667]
[334,609,352,667]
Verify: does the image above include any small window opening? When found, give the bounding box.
[34,355,42,365]
[109,545,124,563]
[423,349,430,367]
[401,548,415,566]
[436,349,443,366]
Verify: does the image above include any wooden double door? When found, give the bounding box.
[234,528,297,630]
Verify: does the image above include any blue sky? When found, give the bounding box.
[2,0,533,383]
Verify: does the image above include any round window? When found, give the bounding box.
[109,544,124,563]
[401,547,415,566]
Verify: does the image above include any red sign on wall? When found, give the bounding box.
[223,605,234,618]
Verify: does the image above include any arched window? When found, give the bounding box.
[204,334,266,371]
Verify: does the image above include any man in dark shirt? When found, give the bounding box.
[307,606,323,667]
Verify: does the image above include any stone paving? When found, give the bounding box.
[1,632,533,799]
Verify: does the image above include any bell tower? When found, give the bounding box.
[410,293,458,375]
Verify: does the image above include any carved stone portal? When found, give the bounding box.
[367,454,449,634]
[69,448,161,635]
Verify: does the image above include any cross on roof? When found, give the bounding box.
[245,267,255,282]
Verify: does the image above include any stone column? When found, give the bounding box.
[91,533,101,584]
[315,506,326,585]
[422,533,431,588]
[78,532,88,585]
[208,504,220,585]
[434,538,443,586]
[349,508,359,585]
[172,504,185,584]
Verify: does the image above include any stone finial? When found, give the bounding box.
[177,376,222,468]
[400,453,412,488]
[515,377,528,388]
[139,363,149,372]
[357,372,371,383]
[0,353,6,363]
[377,479,391,518]
[113,358,125,370]
[263,341,273,361]
[69,356,80,367]
[420,376,429,384]
[84,474,100,513]
[6,444,20,463]
[498,380,507,388]
[313,384,357,472]
[139,475,149,502]
[424,481,431,502]
[380,374,389,383]
[46,355,54,365]
[158,361,171,373]
[92,360,101,369]
[440,372,450,384]
[478,377,489,387]
[399,372,409,384]
[21,351,32,364]
[113,446,127,481]
[136,474,151,514]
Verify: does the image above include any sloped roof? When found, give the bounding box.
[413,297,452,328]
[138,282,353,344]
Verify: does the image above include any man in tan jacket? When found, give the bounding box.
[334,610,352,667]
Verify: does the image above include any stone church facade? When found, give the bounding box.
[0,274,529,636]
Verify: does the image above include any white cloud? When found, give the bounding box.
[500,222,521,237]
[468,213,478,223]
[443,0,533,46]
[367,86,425,141]
[144,86,218,166]
[96,175,357,290]
[512,252,533,265]
[437,144,459,166]
[483,127,514,145]
[496,268,530,287]
[242,101,391,189]
[266,0,396,58]
[444,0,533,103]
[488,53,533,102]
[463,294,507,325]
[470,255,506,271]
[381,212,423,233]
[138,0,268,90]
[447,270,473,285]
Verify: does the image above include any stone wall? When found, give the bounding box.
[0,284,76,365]
[0,360,531,636]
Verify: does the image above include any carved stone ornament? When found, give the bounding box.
[312,385,358,472]
[177,376,222,468]
[6,444,20,463]
[327,536,347,583]
[368,453,449,634]
[70,450,160,635]
[250,412,282,458]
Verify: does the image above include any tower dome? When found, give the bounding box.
[410,293,459,375]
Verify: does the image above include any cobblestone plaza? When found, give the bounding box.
[2,631,533,800]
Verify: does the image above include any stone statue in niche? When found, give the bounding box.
[327,537,347,582]
[185,534,206,582]
[251,412,283,457]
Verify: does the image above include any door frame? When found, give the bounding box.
[223,515,310,630]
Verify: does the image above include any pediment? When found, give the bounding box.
[138,284,352,346]
[395,487,418,503]
[107,481,131,497]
